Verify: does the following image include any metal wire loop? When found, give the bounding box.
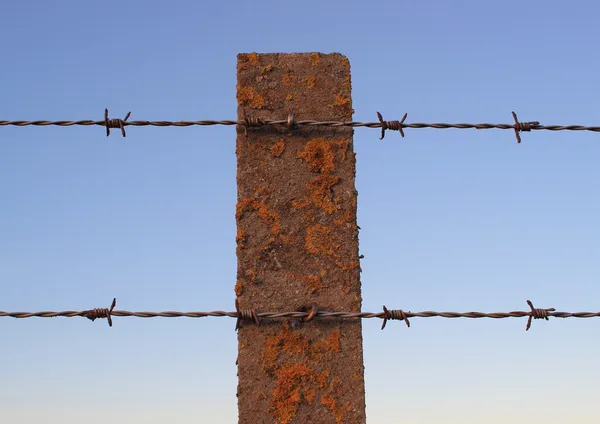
[85,298,116,327]
[303,304,319,322]
[525,300,555,331]
[286,112,296,130]
[235,299,260,331]
[105,109,131,137]
[381,305,410,329]
[241,110,265,135]
[512,111,539,143]
[377,112,407,139]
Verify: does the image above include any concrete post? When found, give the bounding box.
[235,52,365,424]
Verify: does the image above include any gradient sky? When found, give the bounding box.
[1,1,599,423]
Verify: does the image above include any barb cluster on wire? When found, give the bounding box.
[2,299,599,332]
[1,109,600,143]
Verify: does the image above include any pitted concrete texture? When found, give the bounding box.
[235,53,366,424]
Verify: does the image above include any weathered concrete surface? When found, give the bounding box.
[235,53,365,424]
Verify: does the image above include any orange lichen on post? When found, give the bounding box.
[236,228,246,248]
[291,199,311,209]
[261,64,274,73]
[335,260,360,271]
[279,233,299,246]
[270,363,335,423]
[271,139,285,157]
[263,325,341,371]
[238,53,260,71]
[330,92,351,109]
[300,275,320,293]
[298,138,336,174]
[310,52,321,67]
[340,56,350,71]
[321,389,352,424]
[333,208,353,226]
[303,76,316,88]
[343,74,351,91]
[307,175,340,214]
[326,330,341,353]
[237,85,265,109]
[260,236,276,253]
[235,279,244,296]
[297,139,350,214]
[286,93,294,101]
[298,138,349,175]
[282,70,297,87]
[295,270,328,294]
[270,363,315,423]
[263,324,307,369]
[305,224,340,256]
[335,140,349,161]
[263,324,344,423]
[244,266,256,284]
[248,52,260,65]
[236,198,281,235]
[254,186,270,199]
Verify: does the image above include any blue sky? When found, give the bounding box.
[1,1,599,422]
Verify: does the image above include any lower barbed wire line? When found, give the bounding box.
[2,119,600,132]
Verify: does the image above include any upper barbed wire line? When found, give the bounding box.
[2,119,600,132]
[3,309,600,320]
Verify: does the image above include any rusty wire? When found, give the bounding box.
[1,110,600,142]
[2,299,599,331]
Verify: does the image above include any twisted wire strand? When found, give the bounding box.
[3,301,599,331]
[1,120,599,132]
[4,310,600,319]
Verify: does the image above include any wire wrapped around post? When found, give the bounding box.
[235,299,260,331]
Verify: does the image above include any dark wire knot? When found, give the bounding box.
[381,305,410,329]
[377,112,407,139]
[85,298,116,327]
[511,111,539,143]
[525,300,555,331]
[235,299,260,331]
[241,110,265,135]
[105,109,131,137]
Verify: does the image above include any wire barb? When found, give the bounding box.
[85,298,116,327]
[377,112,407,139]
[235,299,260,331]
[105,109,131,137]
[525,299,555,331]
[512,111,539,143]
[381,305,411,329]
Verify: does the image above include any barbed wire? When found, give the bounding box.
[2,299,599,331]
[1,109,599,142]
